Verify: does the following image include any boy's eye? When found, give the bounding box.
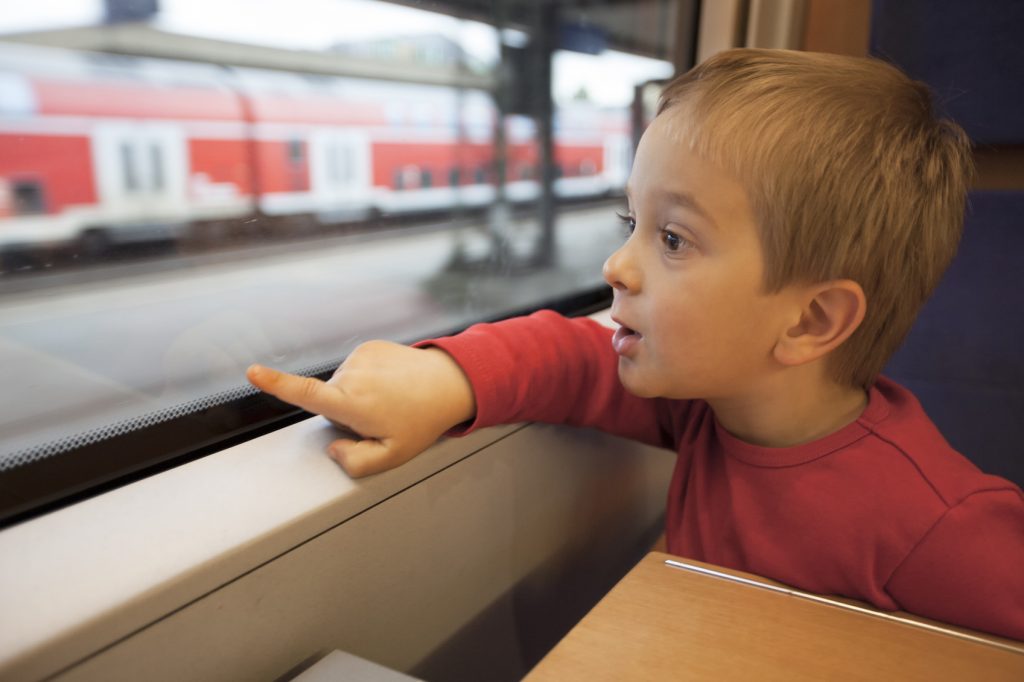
[661,228,693,253]
[615,211,636,236]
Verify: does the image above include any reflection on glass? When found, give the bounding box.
[0,0,679,503]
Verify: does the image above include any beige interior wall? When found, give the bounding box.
[973,147,1024,190]
[45,425,674,682]
[801,0,871,56]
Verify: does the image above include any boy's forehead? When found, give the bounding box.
[630,113,722,194]
[629,115,679,183]
[628,113,759,234]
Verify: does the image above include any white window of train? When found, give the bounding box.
[309,130,370,209]
[93,124,188,216]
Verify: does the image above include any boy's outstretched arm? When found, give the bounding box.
[247,341,476,477]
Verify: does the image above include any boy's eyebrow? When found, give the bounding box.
[661,189,716,228]
[625,185,717,229]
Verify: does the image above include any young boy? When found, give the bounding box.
[248,49,1024,641]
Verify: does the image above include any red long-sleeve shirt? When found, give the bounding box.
[422,310,1024,641]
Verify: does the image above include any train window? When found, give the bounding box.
[12,180,46,215]
[0,0,690,526]
[150,144,166,191]
[288,139,305,166]
[328,148,343,186]
[341,148,354,185]
[120,141,141,193]
[322,142,354,188]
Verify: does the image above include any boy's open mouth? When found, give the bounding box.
[612,325,642,355]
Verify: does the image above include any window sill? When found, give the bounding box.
[0,418,528,679]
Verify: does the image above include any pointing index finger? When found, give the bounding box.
[247,364,350,421]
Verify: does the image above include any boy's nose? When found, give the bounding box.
[603,240,642,293]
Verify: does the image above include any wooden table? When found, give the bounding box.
[526,552,1024,681]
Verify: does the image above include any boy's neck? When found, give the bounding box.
[708,367,869,448]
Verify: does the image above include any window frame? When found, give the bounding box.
[0,287,612,528]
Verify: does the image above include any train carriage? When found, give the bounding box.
[0,42,630,260]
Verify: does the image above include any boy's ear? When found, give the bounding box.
[773,280,866,367]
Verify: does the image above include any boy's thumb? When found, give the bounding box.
[329,438,401,478]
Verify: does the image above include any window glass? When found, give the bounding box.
[0,0,692,524]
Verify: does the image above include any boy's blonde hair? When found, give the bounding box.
[657,48,973,388]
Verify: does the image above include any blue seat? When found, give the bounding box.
[870,0,1024,146]
[883,190,1024,487]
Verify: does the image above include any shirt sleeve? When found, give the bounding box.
[885,487,1024,642]
[415,309,684,450]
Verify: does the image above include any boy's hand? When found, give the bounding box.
[246,341,476,477]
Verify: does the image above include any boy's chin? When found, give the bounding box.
[616,362,662,398]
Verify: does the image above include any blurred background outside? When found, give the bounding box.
[0,0,685,511]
